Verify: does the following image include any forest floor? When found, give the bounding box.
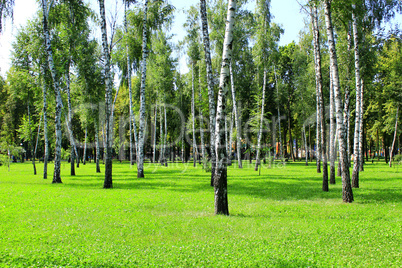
[0,159,401,267]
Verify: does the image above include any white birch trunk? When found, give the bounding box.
[41,0,63,183]
[199,63,206,162]
[164,104,168,167]
[255,68,267,171]
[66,68,77,176]
[389,106,399,167]
[83,126,87,165]
[192,62,196,167]
[228,111,233,166]
[359,79,364,171]
[351,6,362,188]
[137,0,149,178]
[200,0,217,185]
[329,64,336,184]
[274,66,283,161]
[229,62,242,168]
[42,70,49,179]
[153,105,157,163]
[324,0,353,202]
[214,0,236,216]
[98,0,113,188]
[95,120,101,173]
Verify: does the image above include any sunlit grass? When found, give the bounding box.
[0,159,401,267]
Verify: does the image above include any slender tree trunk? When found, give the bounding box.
[199,64,206,163]
[42,70,49,179]
[311,5,328,190]
[153,105,157,163]
[164,104,168,167]
[95,120,101,173]
[83,126,87,165]
[125,0,134,166]
[98,0,114,188]
[359,79,364,171]
[229,62,242,168]
[274,66,283,161]
[255,68,267,171]
[324,0,353,202]
[304,124,308,166]
[41,0,62,183]
[288,108,296,162]
[27,103,37,175]
[200,0,216,186]
[159,105,164,164]
[214,0,236,216]
[389,106,399,167]
[351,6,362,188]
[66,68,76,176]
[137,0,149,178]
[192,62,197,167]
[228,111,233,166]
[34,111,42,172]
[329,67,336,184]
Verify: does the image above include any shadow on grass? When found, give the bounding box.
[57,162,401,203]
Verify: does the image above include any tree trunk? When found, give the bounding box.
[228,111,233,166]
[324,0,353,202]
[199,63,206,163]
[125,0,135,166]
[99,0,113,188]
[159,104,163,164]
[27,103,37,175]
[66,68,76,176]
[164,104,168,167]
[153,105,157,163]
[312,5,328,190]
[389,106,399,167]
[41,0,62,183]
[274,66,283,161]
[255,68,267,171]
[304,124,308,166]
[192,62,197,167]
[329,66,336,184]
[42,68,49,179]
[83,126,87,165]
[95,120,101,173]
[359,79,364,171]
[351,6,362,188]
[200,0,217,186]
[229,62,242,168]
[137,0,149,178]
[214,0,236,216]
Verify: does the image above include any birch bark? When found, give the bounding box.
[214,0,236,215]
[99,0,113,188]
[41,0,63,183]
[137,0,149,178]
[229,62,242,168]
[255,68,267,171]
[200,0,217,186]
[351,6,362,188]
[42,69,49,179]
[389,106,399,167]
[312,5,328,190]
[324,0,353,202]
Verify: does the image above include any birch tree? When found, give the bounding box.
[137,0,149,178]
[311,3,328,191]
[41,0,63,184]
[324,0,353,202]
[214,0,236,216]
[200,0,217,186]
[351,4,363,188]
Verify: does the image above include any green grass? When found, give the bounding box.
[0,160,401,267]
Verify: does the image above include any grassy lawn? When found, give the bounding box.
[0,159,401,267]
